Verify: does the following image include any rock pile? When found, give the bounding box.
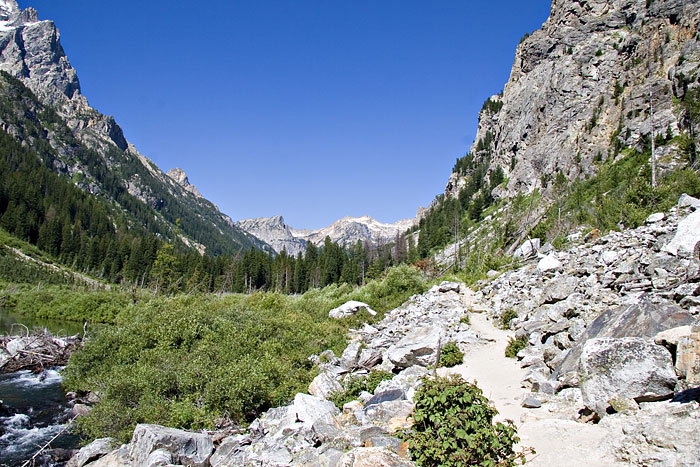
[476,195,700,464]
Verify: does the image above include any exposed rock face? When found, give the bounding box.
[237,215,416,255]
[235,216,308,256]
[295,216,415,248]
[445,0,700,200]
[166,168,202,199]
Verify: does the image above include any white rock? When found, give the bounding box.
[537,254,562,273]
[308,372,343,399]
[678,193,700,209]
[328,301,377,319]
[601,250,619,265]
[663,209,700,257]
[645,212,665,224]
[514,238,541,259]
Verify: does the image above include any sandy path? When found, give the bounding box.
[437,290,624,467]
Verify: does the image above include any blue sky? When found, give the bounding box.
[19,1,550,229]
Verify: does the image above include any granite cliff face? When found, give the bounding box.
[294,216,415,248]
[0,0,262,254]
[446,0,700,200]
[166,168,203,199]
[237,215,415,255]
[236,216,308,256]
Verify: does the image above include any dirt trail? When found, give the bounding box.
[437,289,624,467]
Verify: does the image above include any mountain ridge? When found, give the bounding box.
[236,214,416,256]
[0,0,265,255]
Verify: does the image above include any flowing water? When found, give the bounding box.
[0,309,83,466]
[0,369,79,466]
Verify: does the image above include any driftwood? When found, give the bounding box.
[0,330,82,374]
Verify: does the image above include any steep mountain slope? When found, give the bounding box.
[446,0,699,200]
[237,215,415,255]
[0,0,264,255]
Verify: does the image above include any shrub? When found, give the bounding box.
[401,375,526,466]
[499,309,517,330]
[329,370,394,409]
[439,342,464,368]
[505,335,529,359]
[460,314,471,325]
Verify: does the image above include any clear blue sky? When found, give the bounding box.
[19,1,550,229]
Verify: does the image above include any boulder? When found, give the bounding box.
[338,447,413,467]
[208,434,250,467]
[645,212,665,224]
[676,329,700,385]
[67,438,116,467]
[663,209,700,257]
[329,301,377,319]
[127,424,213,467]
[580,338,677,417]
[522,396,542,408]
[437,281,462,293]
[602,397,700,466]
[385,326,442,369]
[678,193,700,209]
[514,238,540,259]
[309,371,343,399]
[553,297,695,381]
[537,254,562,273]
[284,393,340,429]
[542,277,578,304]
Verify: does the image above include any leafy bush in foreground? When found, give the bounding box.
[402,375,526,466]
[63,265,426,441]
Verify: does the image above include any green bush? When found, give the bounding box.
[499,309,517,330]
[63,269,426,442]
[401,375,526,466]
[439,342,464,368]
[505,335,529,359]
[329,370,394,409]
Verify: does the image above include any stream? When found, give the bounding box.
[0,309,83,466]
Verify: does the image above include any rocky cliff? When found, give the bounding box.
[445,0,700,200]
[236,216,308,256]
[237,215,415,255]
[294,216,415,248]
[0,0,263,254]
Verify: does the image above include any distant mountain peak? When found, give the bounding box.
[166,168,202,199]
[236,216,306,256]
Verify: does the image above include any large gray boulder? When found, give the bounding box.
[385,326,442,369]
[127,424,213,467]
[580,338,677,417]
[67,438,117,467]
[552,297,695,382]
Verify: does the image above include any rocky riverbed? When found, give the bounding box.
[69,196,700,467]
